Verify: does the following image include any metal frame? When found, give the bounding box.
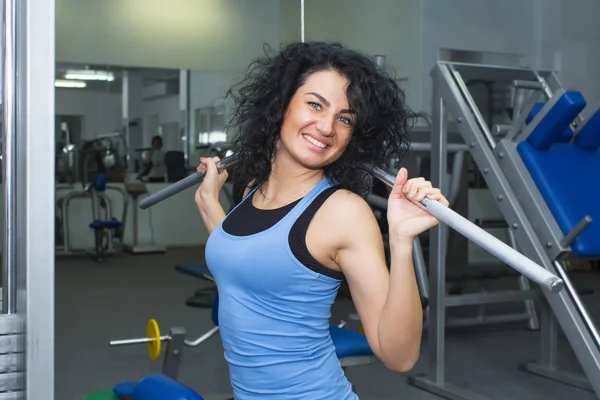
[367,143,539,332]
[0,0,55,398]
[408,61,600,399]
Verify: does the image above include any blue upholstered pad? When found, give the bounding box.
[113,374,204,400]
[133,374,204,400]
[518,142,600,257]
[526,102,574,143]
[175,264,218,326]
[113,381,135,396]
[575,108,600,151]
[525,92,586,149]
[329,324,373,358]
[89,220,122,230]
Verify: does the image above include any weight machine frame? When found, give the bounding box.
[407,61,600,399]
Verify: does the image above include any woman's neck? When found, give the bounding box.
[256,152,324,208]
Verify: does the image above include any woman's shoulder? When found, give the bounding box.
[320,188,377,226]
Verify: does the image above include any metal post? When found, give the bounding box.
[2,0,17,315]
[22,0,56,397]
[161,327,186,380]
[122,71,130,169]
[428,85,448,384]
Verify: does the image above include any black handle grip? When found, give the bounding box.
[138,155,238,210]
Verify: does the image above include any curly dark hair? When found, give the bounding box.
[225,41,414,196]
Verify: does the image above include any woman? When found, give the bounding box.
[195,42,449,399]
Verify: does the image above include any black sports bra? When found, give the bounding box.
[222,186,344,280]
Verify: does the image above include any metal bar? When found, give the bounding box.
[370,165,562,294]
[24,0,56,397]
[448,66,496,150]
[138,154,237,209]
[513,80,544,91]
[2,0,17,314]
[428,86,447,384]
[184,326,220,347]
[505,89,543,142]
[559,216,592,248]
[162,327,186,380]
[408,375,490,400]
[519,362,593,392]
[552,260,600,350]
[412,237,430,307]
[410,142,469,153]
[109,336,170,346]
[445,290,539,307]
[446,313,532,328]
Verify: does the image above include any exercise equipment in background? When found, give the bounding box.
[404,61,600,400]
[123,182,166,254]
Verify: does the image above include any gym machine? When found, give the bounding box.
[406,61,600,400]
[366,141,539,332]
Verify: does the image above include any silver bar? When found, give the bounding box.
[445,290,539,307]
[162,327,186,380]
[505,89,543,142]
[493,124,511,135]
[410,142,469,153]
[25,0,56,397]
[534,71,555,100]
[447,313,532,328]
[553,260,600,351]
[513,80,544,90]
[560,216,592,248]
[369,165,563,294]
[428,86,447,384]
[184,326,220,347]
[109,335,169,346]
[448,66,497,150]
[2,0,17,314]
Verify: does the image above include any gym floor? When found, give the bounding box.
[58,248,599,400]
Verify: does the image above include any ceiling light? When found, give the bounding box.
[64,69,115,82]
[55,79,87,88]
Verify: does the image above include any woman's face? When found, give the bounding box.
[278,69,354,170]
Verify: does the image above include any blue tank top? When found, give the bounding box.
[205,177,358,400]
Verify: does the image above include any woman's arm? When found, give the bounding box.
[331,170,447,373]
[195,157,230,234]
[331,192,421,372]
[197,197,227,234]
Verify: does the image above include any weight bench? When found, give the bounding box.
[505,89,600,391]
[517,91,600,258]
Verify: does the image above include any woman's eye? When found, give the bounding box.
[308,102,321,111]
[339,116,352,126]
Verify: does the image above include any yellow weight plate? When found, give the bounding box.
[146,319,161,360]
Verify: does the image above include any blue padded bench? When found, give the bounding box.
[174,264,375,364]
[518,91,600,258]
[113,374,205,400]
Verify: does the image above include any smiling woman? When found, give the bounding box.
[223,42,413,197]
[193,41,450,400]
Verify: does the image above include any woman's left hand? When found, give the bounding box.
[387,167,449,241]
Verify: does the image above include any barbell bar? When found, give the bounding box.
[137,154,564,294]
[109,318,220,361]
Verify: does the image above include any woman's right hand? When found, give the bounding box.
[195,156,229,206]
